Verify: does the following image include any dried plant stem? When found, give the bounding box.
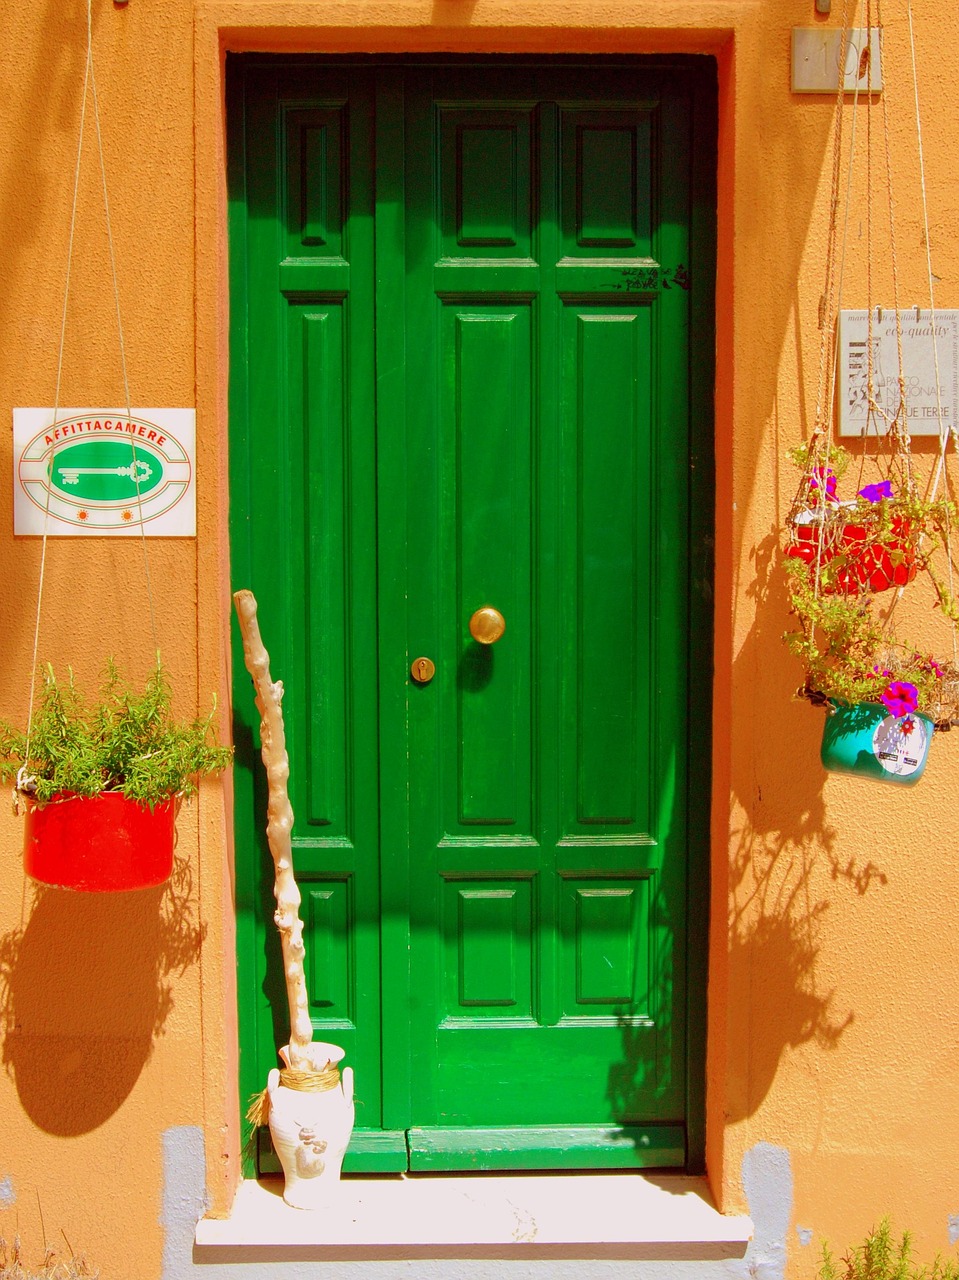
[233,589,313,1067]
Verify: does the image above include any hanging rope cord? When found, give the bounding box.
[852,0,910,491]
[872,0,915,497]
[811,10,853,444]
[873,0,958,661]
[857,1,955,657]
[796,4,956,653]
[906,0,949,505]
[19,0,160,789]
[904,0,958,665]
[801,0,863,600]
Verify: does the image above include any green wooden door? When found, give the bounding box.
[229,56,715,1175]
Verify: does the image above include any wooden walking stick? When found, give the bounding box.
[233,588,313,1069]
[234,591,355,1206]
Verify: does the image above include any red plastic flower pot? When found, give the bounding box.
[827,518,917,595]
[23,792,177,892]
[786,517,917,594]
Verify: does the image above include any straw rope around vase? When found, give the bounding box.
[782,0,959,758]
[246,1062,343,1129]
[233,590,355,1208]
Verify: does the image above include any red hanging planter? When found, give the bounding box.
[787,515,917,594]
[23,791,178,892]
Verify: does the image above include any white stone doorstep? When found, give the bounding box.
[195,1173,753,1257]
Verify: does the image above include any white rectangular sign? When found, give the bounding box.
[838,309,959,438]
[13,408,196,536]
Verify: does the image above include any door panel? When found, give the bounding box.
[403,69,689,1161]
[229,66,398,1168]
[229,56,715,1175]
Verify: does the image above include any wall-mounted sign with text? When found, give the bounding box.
[838,309,959,438]
[13,408,196,537]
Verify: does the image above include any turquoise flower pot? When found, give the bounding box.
[820,701,934,785]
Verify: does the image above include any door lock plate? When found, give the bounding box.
[411,656,436,684]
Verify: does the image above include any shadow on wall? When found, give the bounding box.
[0,853,205,1135]
[430,0,482,25]
[724,528,889,1122]
[603,530,880,1133]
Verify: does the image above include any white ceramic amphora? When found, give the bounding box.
[267,1042,355,1210]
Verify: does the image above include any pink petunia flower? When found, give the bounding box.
[809,467,838,501]
[880,680,919,719]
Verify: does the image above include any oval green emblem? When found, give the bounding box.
[49,441,163,503]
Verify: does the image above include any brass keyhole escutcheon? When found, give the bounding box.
[469,606,506,645]
[411,656,436,684]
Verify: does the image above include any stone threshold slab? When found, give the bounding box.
[195,1172,753,1260]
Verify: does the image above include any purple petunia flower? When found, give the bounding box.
[880,680,919,718]
[858,480,894,503]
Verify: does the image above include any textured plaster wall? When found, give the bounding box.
[0,0,958,1278]
[0,0,228,1276]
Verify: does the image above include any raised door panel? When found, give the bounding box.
[446,308,535,832]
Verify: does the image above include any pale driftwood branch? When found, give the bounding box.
[233,589,313,1068]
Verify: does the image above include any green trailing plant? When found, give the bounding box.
[788,440,853,483]
[819,1218,959,1280]
[0,658,232,806]
[784,555,958,720]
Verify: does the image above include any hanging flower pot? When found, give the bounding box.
[825,517,917,595]
[820,701,934,786]
[787,510,917,595]
[23,791,178,892]
[0,661,231,892]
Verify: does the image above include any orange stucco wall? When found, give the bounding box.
[1,1,958,1277]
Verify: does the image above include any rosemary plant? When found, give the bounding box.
[0,659,232,806]
[819,1218,959,1280]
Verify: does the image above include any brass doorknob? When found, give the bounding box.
[469,606,506,645]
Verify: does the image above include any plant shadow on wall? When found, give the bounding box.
[0,853,206,1135]
[724,526,893,1121]
[603,531,886,1131]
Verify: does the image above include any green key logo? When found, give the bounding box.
[50,441,163,503]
